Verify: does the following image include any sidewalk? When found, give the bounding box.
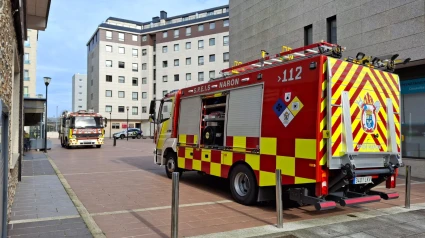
[7,152,92,238]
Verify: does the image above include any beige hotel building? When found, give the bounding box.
[86,5,230,137]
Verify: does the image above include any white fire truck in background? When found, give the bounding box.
[59,110,107,148]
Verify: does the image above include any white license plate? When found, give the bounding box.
[353,176,372,184]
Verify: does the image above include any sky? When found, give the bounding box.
[36,0,228,118]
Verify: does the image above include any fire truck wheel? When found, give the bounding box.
[165,153,182,179]
[60,138,65,147]
[229,164,258,205]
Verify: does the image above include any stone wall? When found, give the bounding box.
[0,0,21,219]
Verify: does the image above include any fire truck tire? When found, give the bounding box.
[120,134,125,139]
[229,164,258,205]
[60,138,65,147]
[165,153,182,179]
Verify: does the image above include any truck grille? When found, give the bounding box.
[75,134,100,138]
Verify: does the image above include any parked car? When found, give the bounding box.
[113,128,142,139]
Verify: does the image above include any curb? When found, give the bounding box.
[47,155,106,238]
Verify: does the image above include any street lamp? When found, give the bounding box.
[109,112,112,139]
[126,106,129,141]
[43,77,51,153]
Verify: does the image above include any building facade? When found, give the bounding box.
[87,5,229,137]
[229,0,425,158]
[23,29,38,98]
[72,73,87,111]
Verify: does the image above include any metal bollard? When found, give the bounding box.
[405,165,411,209]
[113,137,116,146]
[275,169,283,228]
[171,172,179,238]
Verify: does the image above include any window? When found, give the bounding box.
[118,33,124,41]
[106,90,112,97]
[209,71,215,79]
[327,16,337,44]
[163,31,168,38]
[91,79,93,86]
[142,107,147,113]
[112,123,120,129]
[198,40,204,49]
[142,49,147,56]
[304,24,313,46]
[24,70,29,81]
[142,78,147,84]
[186,73,191,81]
[174,44,179,51]
[132,78,138,86]
[186,57,191,65]
[132,35,138,41]
[106,31,112,39]
[198,72,204,81]
[186,27,191,36]
[132,92,138,100]
[223,19,229,27]
[119,61,125,68]
[132,49,138,57]
[223,36,229,46]
[163,90,168,97]
[210,22,215,29]
[223,52,229,62]
[118,76,125,83]
[186,42,191,49]
[163,75,168,82]
[209,38,215,46]
[198,56,204,65]
[142,63,147,70]
[106,75,112,82]
[24,36,30,47]
[118,91,125,98]
[174,29,179,38]
[79,78,83,81]
[119,47,125,54]
[132,63,138,72]
[24,53,30,64]
[174,74,179,81]
[118,106,125,113]
[79,92,82,94]
[78,105,83,109]
[163,61,168,68]
[142,92,147,99]
[209,54,215,62]
[132,107,138,115]
[91,94,93,100]
[106,45,112,52]
[174,59,179,66]
[142,35,147,41]
[24,86,29,97]
[198,24,204,31]
[78,99,83,101]
[106,105,112,112]
[106,60,112,67]
[162,46,168,53]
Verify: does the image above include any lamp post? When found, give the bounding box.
[43,77,51,153]
[126,106,129,141]
[109,112,112,139]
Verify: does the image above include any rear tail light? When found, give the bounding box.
[316,169,328,196]
[386,174,396,188]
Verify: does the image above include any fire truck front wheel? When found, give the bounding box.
[165,153,182,179]
[229,164,258,205]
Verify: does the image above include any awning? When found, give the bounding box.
[24,98,46,126]
[26,0,51,31]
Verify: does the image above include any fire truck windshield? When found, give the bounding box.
[73,116,102,129]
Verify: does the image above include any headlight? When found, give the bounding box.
[72,135,76,139]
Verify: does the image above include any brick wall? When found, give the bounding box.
[0,0,21,219]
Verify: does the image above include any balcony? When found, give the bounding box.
[24,60,31,64]
[24,77,30,81]
[24,41,31,47]
[24,94,30,98]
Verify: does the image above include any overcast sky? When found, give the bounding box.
[36,0,228,117]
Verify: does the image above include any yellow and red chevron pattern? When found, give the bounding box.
[328,58,401,157]
[177,137,318,186]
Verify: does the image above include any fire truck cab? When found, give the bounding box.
[150,42,405,210]
[59,110,107,148]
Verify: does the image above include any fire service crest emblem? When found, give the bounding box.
[356,93,380,134]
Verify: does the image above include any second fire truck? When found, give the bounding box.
[150,42,407,210]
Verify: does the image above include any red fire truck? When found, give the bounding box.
[150,42,407,210]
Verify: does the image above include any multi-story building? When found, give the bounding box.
[72,73,88,111]
[86,5,229,137]
[229,0,425,158]
[23,29,38,98]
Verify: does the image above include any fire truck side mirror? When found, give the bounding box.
[149,114,156,123]
[149,100,156,115]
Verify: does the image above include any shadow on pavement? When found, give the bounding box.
[129,211,169,238]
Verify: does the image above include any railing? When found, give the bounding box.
[24,77,30,81]
[24,60,30,64]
